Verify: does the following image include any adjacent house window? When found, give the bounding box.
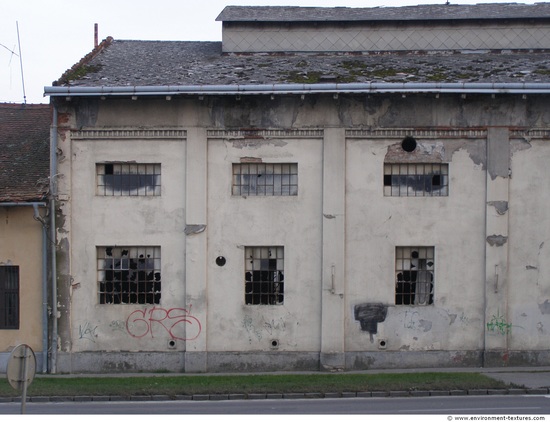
[98,246,161,304]
[245,246,284,305]
[384,163,448,197]
[233,163,298,196]
[395,247,434,306]
[0,266,19,329]
[97,163,161,196]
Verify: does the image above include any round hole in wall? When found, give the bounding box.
[379,340,386,348]
[216,256,226,267]
[271,339,279,348]
[168,340,176,349]
[401,136,417,152]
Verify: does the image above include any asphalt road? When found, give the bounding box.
[1,395,550,415]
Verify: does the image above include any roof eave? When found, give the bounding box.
[45,82,550,97]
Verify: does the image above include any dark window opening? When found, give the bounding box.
[384,163,448,197]
[245,246,284,305]
[97,163,161,196]
[395,247,434,306]
[98,246,161,304]
[0,266,19,329]
[233,163,298,196]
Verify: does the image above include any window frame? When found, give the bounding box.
[97,246,161,305]
[96,162,161,196]
[232,163,298,196]
[384,163,449,197]
[0,266,19,329]
[395,246,434,306]
[244,246,284,305]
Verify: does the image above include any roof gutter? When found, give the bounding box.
[45,82,550,97]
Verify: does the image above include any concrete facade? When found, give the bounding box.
[45,4,550,372]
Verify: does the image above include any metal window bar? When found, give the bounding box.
[395,246,434,306]
[98,246,161,304]
[384,163,448,197]
[233,163,298,196]
[97,163,161,196]
[0,266,19,329]
[245,246,284,305]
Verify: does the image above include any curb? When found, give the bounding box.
[0,387,547,403]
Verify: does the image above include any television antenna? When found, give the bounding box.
[16,21,27,104]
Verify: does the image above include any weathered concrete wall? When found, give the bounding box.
[222,22,550,52]
[53,93,550,372]
[0,207,44,361]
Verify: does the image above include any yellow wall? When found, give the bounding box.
[0,206,45,352]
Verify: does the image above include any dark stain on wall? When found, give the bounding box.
[354,303,388,341]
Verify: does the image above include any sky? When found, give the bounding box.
[0,0,539,104]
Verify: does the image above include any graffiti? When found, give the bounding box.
[354,303,388,342]
[126,306,202,341]
[243,315,263,342]
[403,310,432,332]
[243,316,288,343]
[263,318,286,335]
[109,320,127,333]
[486,311,512,335]
[79,322,98,342]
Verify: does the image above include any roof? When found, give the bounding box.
[216,3,550,22]
[0,103,51,203]
[51,39,550,89]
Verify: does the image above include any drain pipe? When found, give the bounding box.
[50,105,59,374]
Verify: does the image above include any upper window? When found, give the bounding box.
[395,246,434,306]
[97,163,161,196]
[98,246,161,304]
[233,163,298,196]
[245,246,284,305]
[384,163,448,197]
[0,266,19,329]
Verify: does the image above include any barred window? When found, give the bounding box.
[0,266,19,329]
[384,163,448,197]
[245,246,284,305]
[233,163,298,196]
[395,247,434,306]
[98,246,161,304]
[97,163,161,196]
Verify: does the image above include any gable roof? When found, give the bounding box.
[0,103,51,203]
[216,3,550,23]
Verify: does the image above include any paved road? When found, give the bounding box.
[1,395,550,415]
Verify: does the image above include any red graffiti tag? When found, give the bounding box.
[126,306,202,341]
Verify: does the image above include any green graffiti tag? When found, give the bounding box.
[487,311,512,335]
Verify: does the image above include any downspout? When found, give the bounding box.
[50,105,58,374]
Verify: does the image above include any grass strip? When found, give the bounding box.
[0,372,508,398]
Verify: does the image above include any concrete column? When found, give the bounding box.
[484,127,511,365]
[320,127,346,371]
[184,127,208,372]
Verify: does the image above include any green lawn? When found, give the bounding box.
[0,372,510,398]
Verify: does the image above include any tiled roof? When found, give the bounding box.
[55,39,550,88]
[0,103,51,203]
[216,3,550,22]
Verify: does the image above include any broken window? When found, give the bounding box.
[384,163,448,197]
[98,246,161,304]
[395,246,434,306]
[0,266,19,329]
[245,246,284,305]
[233,163,298,196]
[97,163,161,196]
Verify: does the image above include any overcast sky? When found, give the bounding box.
[0,0,538,104]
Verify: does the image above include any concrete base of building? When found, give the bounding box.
[3,350,547,374]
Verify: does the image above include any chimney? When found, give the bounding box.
[94,23,98,48]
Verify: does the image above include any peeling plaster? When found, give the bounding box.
[486,235,508,246]
[230,138,288,149]
[487,201,509,215]
[185,224,206,235]
[539,300,550,315]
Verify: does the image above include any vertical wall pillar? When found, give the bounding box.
[484,127,511,366]
[320,128,346,371]
[184,127,208,372]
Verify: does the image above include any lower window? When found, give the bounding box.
[384,163,448,196]
[0,266,19,329]
[245,246,284,305]
[395,246,434,305]
[98,246,161,304]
